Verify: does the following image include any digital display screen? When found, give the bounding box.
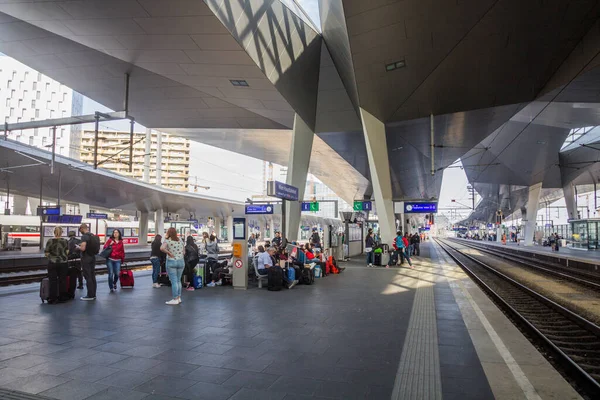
[404,202,438,214]
[233,218,246,240]
[47,215,60,223]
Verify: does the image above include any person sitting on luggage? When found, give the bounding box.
[207,258,231,287]
[103,230,125,293]
[45,226,69,304]
[150,234,164,288]
[184,236,200,291]
[67,231,84,289]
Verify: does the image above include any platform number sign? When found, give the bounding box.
[353,201,372,211]
[301,202,319,212]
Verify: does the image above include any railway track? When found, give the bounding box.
[447,238,600,292]
[436,238,600,398]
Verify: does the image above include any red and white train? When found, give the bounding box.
[0,215,201,246]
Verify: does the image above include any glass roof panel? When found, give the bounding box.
[279,0,320,32]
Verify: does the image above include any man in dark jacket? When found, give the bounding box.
[67,231,84,289]
[411,233,421,256]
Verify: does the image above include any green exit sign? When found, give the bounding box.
[353,201,362,211]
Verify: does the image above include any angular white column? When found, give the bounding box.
[155,209,165,238]
[563,183,577,220]
[13,195,28,215]
[143,129,152,183]
[79,203,90,217]
[523,182,542,246]
[360,108,396,244]
[214,217,222,239]
[285,114,315,241]
[139,211,149,244]
[156,131,163,187]
[28,198,40,215]
[226,216,234,243]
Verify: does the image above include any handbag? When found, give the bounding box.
[365,247,373,253]
[99,245,112,259]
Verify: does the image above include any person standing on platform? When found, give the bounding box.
[206,233,220,282]
[272,231,282,249]
[78,223,99,301]
[44,226,69,304]
[501,233,507,245]
[103,230,125,293]
[183,235,199,291]
[248,233,257,252]
[67,231,84,289]
[412,233,421,256]
[161,227,185,305]
[365,230,375,267]
[150,234,163,288]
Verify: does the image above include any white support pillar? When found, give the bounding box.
[268,217,274,239]
[139,211,149,244]
[13,195,28,215]
[155,209,165,238]
[360,108,396,244]
[523,182,543,246]
[143,129,151,183]
[563,183,577,220]
[214,217,222,239]
[79,203,90,217]
[285,114,314,241]
[226,216,234,243]
[28,198,40,215]
[156,131,163,187]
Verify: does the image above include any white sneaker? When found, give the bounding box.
[152,283,160,288]
[178,298,182,304]
[216,280,222,286]
[165,299,179,305]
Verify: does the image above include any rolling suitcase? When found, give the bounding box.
[158,259,171,286]
[67,266,79,299]
[267,267,283,291]
[373,252,382,266]
[119,264,134,288]
[40,278,50,303]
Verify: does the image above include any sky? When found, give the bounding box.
[296,0,320,27]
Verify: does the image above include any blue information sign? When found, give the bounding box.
[41,207,61,216]
[245,204,274,215]
[404,202,438,214]
[267,181,299,201]
[362,201,372,211]
[87,212,108,219]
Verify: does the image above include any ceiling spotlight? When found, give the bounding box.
[230,79,249,87]
[385,59,406,72]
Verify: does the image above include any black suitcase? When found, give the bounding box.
[374,253,382,266]
[66,266,79,299]
[267,267,283,291]
[158,259,171,287]
[300,268,313,285]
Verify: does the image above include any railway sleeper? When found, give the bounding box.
[552,341,600,350]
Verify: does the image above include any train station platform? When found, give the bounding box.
[454,237,600,270]
[0,243,581,400]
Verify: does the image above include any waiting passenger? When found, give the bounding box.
[184,236,199,291]
[248,233,256,250]
[304,243,316,261]
[67,231,84,289]
[161,227,185,305]
[257,246,275,275]
[206,233,219,281]
[272,231,282,248]
[310,228,321,250]
[45,226,69,304]
[150,234,163,288]
[207,258,231,287]
[78,223,98,301]
[103,229,125,293]
[365,230,375,267]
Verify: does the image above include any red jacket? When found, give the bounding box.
[104,238,125,262]
[402,237,409,247]
[305,250,315,260]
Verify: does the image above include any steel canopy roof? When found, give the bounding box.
[2,0,600,210]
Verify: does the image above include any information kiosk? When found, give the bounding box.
[232,217,248,289]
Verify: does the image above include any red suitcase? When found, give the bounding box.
[119,265,134,288]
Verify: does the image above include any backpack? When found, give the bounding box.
[267,267,283,291]
[86,233,100,256]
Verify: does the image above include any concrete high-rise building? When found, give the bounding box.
[0,55,83,159]
[80,130,190,192]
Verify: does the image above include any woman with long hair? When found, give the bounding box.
[161,227,185,305]
[150,234,163,288]
[44,226,69,304]
[103,229,125,292]
[183,235,199,291]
